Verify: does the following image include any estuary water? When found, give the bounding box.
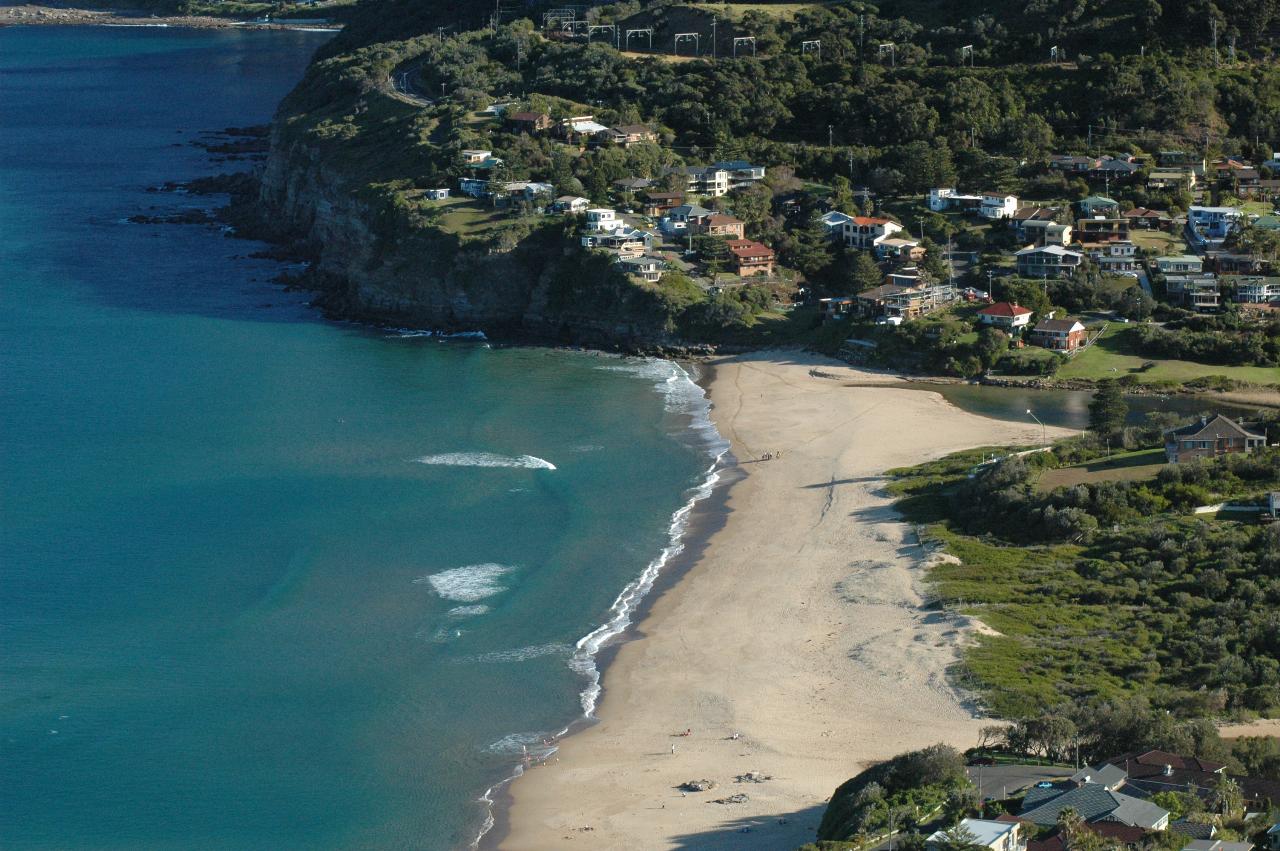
[0,27,722,849]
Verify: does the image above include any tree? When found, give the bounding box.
[1088,380,1129,438]
[934,822,984,851]
[851,251,883,292]
[1208,775,1243,819]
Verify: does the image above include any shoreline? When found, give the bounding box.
[500,350,1075,849]
[0,5,342,30]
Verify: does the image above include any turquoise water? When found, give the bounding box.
[0,27,721,849]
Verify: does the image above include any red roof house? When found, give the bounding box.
[977,301,1034,331]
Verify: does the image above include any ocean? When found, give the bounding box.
[0,27,724,849]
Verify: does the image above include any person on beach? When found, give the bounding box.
[671,743,677,755]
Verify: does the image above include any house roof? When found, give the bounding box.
[1171,821,1217,840]
[1036,318,1086,333]
[1123,207,1169,218]
[1183,841,1255,851]
[820,211,854,224]
[1072,763,1128,788]
[1080,195,1118,206]
[643,191,684,201]
[705,214,744,227]
[1015,206,1058,221]
[851,216,896,226]
[858,284,911,300]
[1018,783,1169,829]
[670,204,711,217]
[728,239,775,260]
[926,819,1018,847]
[979,302,1034,317]
[1016,245,1083,258]
[1163,414,1264,441]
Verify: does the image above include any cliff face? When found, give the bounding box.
[256,124,687,351]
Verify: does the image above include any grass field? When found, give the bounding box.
[1130,229,1185,254]
[1035,448,1165,491]
[714,1,837,19]
[1056,325,1280,385]
[435,197,512,237]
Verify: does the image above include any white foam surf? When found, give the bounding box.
[470,359,730,850]
[461,643,572,664]
[415,564,514,603]
[447,605,491,619]
[413,453,556,471]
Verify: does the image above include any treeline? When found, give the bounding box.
[1132,322,1280,368]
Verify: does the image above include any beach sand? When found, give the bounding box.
[501,352,1074,849]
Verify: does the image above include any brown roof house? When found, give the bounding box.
[507,111,552,133]
[1163,416,1267,463]
[599,124,658,147]
[978,301,1035,331]
[1030,317,1087,351]
[726,239,775,277]
[699,213,746,240]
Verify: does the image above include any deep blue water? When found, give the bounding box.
[0,27,719,849]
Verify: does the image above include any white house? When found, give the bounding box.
[553,195,590,214]
[928,187,983,212]
[980,193,1019,220]
[977,301,1035,330]
[1082,240,1139,273]
[926,819,1026,851]
[1156,255,1204,274]
[424,188,450,201]
[460,149,493,164]
[615,254,664,283]
[584,208,619,232]
[1188,206,1245,238]
[842,216,903,249]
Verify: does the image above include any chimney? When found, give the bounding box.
[1163,764,1173,777]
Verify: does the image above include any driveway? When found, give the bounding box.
[1135,267,1153,297]
[967,764,1074,801]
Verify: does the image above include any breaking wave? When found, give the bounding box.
[415,564,515,602]
[413,453,556,470]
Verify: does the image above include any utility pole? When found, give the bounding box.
[828,124,834,147]
[711,16,716,58]
[858,14,864,53]
[1211,17,1218,63]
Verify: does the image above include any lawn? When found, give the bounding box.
[714,1,838,19]
[1056,324,1280,385]
[435,197,513,237]
[1130,229,1185,255]
[1035,448,1165,492]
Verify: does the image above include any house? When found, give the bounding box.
[1107,751,1280,810]
[584,208,619,232]
[1213,254,1266,275]
[661,203,712,234]
[1030,317,1087,351]
[1076,218,1131,242]
[714,160,767,189]
[558,115,609,141]
[1078,195,1120,217]
[1023,220,1073,246]
[1070,763,1130,791]
[928,187,983,213]
[1050,154,1097,172]
[1147,169,1196,190]
[505,181,553,203]
[642,191,685,217]
[1260,180,1280,201]
[1188,206,1244,239]
[820,210,854,234]
[1268,823,1280,851]
[615,254,664,283]
[1017,783,1170,830]
[1012,206,1060,237]
[856,281,955,319]
[1223,275,1280,303]
[614,177,654,193]
[582,226,653,254]
[1090,156,1140,180]
[875,237,925,261]
[458,177,490,198]
[599,124,658,147]
[424,188,450,201]
[699,213,746,240]
[1254,214,1280,231]
[553,195,590,214]
[1123,207,1171,229]
[977,301,1034,331]
[507,111,552,133]
[843,216,904,249]
[726,239,776,276]
[1082,240,1139,273]
[460,148,494,164]
[980,193,1020,220]
[1016,245,1084,278]
[1165,275,1221,311]
[1212,157,1253,180]
[927,819,1026,851]
[886,268,924,288]
[671,166,730,198]
[819,295,856,321]
[1163,417,1268,463]
[1156,255,1204,275]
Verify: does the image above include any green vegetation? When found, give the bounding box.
[888,425,1280,719]
[1057,324,1280,384]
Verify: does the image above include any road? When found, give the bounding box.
[1135,267,1153,297]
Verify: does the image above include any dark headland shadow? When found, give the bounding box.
[669,802,827,849]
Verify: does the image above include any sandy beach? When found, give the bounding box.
[500,352,1074,849]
